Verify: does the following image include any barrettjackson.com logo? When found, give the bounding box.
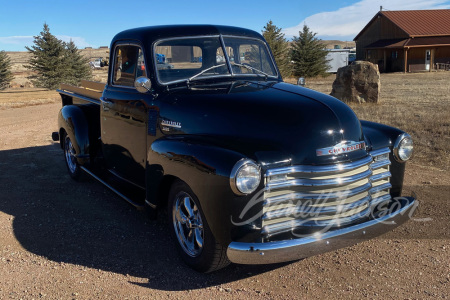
[230,190,423,238]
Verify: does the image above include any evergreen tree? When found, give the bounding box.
[0,51,14,90]
[26,23,66,89]
[291,25,330,78]
[262,21,292,79]
[63,40,91,85]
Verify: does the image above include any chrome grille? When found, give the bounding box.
[262,148,392,237]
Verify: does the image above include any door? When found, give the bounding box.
[101,44,149,188]
[425,49,431,71]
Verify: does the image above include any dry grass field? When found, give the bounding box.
[0,89,59,109]
[288,72,450,171]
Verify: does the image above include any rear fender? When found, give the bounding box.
[58,105,90,165]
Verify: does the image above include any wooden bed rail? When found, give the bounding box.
[59,80,106,101]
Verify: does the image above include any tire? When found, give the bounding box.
[63,133,83,180]
[168,180,230,273]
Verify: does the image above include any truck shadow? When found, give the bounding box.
[0,144,288,291]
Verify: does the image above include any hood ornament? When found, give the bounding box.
[316,141,365,156]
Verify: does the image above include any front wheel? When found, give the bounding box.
[63,133,83,180]
[168,180,230,273]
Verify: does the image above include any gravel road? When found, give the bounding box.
[0,103,448,299]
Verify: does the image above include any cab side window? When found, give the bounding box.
[113,45,146,87]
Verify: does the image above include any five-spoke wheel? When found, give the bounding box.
[63,133,82,180]
[172,192,204,257]
[168,180,230,272]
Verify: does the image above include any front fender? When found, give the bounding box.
[147,136,263,246]
[361,120,404,150]
[58,105,90,164]
[361,120,407,197]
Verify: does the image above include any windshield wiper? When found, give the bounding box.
[230,62,270,80]
[187,64,227,83]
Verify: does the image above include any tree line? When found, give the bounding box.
[0,21,329,90]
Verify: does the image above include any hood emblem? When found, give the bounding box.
[316,141,365,156]
[161,120,182,128]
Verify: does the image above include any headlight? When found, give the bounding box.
[230,159,261,195]
[393,133,413,162]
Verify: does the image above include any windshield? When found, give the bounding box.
[222,36,277,77]
[154,36,277,84]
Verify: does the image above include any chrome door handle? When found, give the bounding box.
[100,97,112,111]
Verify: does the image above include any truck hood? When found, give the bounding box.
[158,81,366,166]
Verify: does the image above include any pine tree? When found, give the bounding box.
[291,25,330,78]
[262,21,292,79]
[0,51,14,90]
[63,40,91,85]
[25,23,67,89]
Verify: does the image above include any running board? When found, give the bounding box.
[81,166,145,209]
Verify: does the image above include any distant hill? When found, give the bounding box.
[287,40,355,50]
[321,40,356,50]
[6,48,110,73]
[5,48,110,87]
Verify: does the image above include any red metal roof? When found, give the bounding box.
[354,9,450,40]
[382,9,450,37]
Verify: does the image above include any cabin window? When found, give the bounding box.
[154,45,203,69]
[155,37,227,84]
[113,45,146,87]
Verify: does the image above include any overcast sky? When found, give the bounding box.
[0,0,449,51]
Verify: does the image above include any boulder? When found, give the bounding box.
[330,61,380,104]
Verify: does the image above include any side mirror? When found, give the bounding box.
[297,77,305,87]
[134,76,152,93]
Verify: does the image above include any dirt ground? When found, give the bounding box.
[0,75,449,299]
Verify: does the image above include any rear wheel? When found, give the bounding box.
[63,133,82,180]
[168,180,230,273]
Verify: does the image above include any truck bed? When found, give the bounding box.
[58,80,105,105]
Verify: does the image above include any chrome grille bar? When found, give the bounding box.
[370,182,392,195]
[370,171,391,182]
[266,155,373,177]
[261,207,371,235]
[266,169,372,191]
[371,159,391,170]
[263,182,372,206]
[262,195,371,221]
[371,194,392,208]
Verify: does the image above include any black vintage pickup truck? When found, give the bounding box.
[53,25,417,273]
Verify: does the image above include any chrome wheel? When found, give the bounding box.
[172,191,204,257]
[64,135,77,174]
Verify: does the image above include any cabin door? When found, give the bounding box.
[101,44,149,188]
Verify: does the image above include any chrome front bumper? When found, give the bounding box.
[227,197,418,265]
